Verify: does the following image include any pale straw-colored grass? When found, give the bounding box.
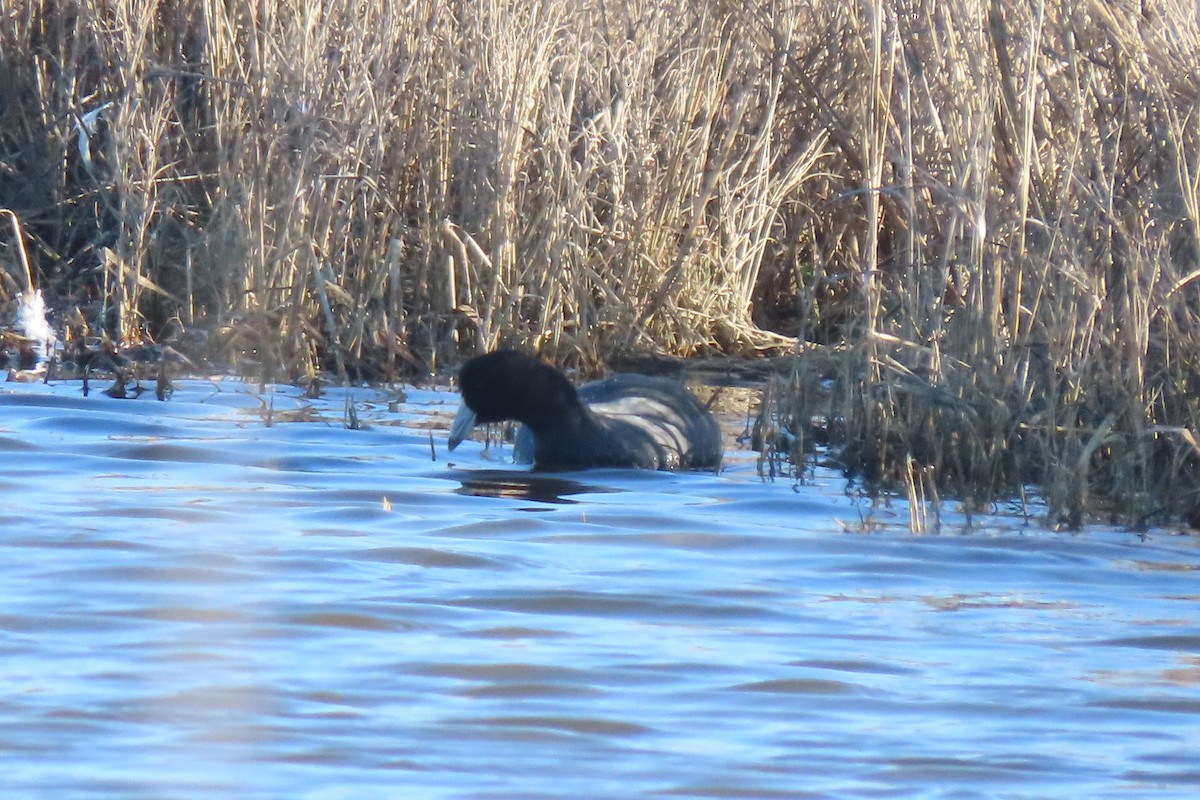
[2,0,1199,523]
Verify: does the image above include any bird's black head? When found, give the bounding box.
[457,350,582,431]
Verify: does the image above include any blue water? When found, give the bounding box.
[1,378,1198,799]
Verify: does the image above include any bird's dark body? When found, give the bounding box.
[451,351,721,471]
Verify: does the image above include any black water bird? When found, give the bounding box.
[447,350,721,471]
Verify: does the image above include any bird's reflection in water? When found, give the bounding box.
[450,470,613,505]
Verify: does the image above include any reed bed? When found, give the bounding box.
[2,0,1199,524]
[754,0,1200,527]
[1,0,823,376]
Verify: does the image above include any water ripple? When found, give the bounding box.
[0,378,1198,799]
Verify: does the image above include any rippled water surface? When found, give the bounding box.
[2,378,1199,799]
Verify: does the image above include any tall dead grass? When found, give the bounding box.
[1,0,823,380]
[758,0,1200,526]
[2,0,1200,523]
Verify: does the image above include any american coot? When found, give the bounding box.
[447,350,722,471]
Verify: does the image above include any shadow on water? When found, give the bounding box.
[447,469,614,505]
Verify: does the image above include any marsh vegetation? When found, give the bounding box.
[2,0,1199,525]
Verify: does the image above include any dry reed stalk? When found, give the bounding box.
[0,209,35,294]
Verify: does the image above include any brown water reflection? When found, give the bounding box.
[449,469,613,504]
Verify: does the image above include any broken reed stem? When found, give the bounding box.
[0,209,35,294]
